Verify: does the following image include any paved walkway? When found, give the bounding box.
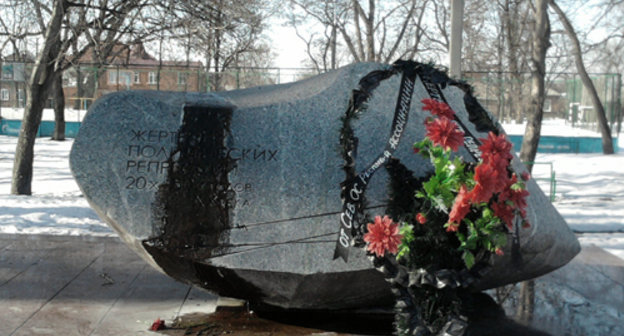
[0,234,217,336]
[1,233,623,336]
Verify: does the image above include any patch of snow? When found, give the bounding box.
[0,107,87,122]
[501,118,609,137]
[0,135,113,236]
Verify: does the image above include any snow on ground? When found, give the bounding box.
[0,107,87,122]
[0,136,113,236]
[502,118,607,137]
[0,117,623,259]
[504,119,624,260]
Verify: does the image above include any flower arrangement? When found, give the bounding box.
[362,98,530,334]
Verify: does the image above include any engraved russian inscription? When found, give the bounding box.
[124,129,178,190]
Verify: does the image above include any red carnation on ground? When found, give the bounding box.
[449,185,471,224]
[495,247,504,256]
[421,98,456,119]
[150,318,166,331]
[416,213,427,224]
[363,215,403,257]
[425,117,465,151]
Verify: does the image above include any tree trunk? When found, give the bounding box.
[330,24,337,69]
[12,77,57,195]
[11,0,66,195]
[517,0,550,324]
[519,0,550,171]
[504,0,524,124]
[52,73,65,141]
[365,0,375,61]
[517,280,535,324]
[549,0,614,154]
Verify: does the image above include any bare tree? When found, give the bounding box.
[164,0,273,91]
[287,0,351,72]
[7,0,157,195]
[515,0,551,324]
[52,73,65,140]
[519,0,550,169]
[287,0,432,68]
[549,0,614,154]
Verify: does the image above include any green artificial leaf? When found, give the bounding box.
[397,224,415,260]
[400,223,415,244]
[423,176,440,197]
[455,231,466,243]
[431,195,448,213]
[466,235,478,250]
[510,182,523,191]
[482,207,493,219]
[463,251,475,269]
[485,240,493,250]
[492,232,508,247]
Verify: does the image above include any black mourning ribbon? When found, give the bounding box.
[334,61,417,261]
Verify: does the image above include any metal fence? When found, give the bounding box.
[463,71,622,135]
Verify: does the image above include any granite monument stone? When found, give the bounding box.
[70,62,580,310]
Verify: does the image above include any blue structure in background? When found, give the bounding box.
[507,134,619,153]
[0,119,81,138]
[0,118,619,153]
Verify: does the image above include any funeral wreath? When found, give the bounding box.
[363,98,530,335]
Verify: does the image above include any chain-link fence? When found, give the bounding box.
[463,71,622,135]
[0,61,621,136]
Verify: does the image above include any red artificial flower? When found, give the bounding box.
[421,98,456,119]
[479,132,513,167]
[150,318,166,331]
[469,162,499,204]
[495,247,504,256]
[425,117,465,151]
[521,171,531,181]
[522,220,531,229]
[416,213,427,224]
[498,174,530,219]
[510,188,530,218]
[449,185,471,224]
[491,200,514,230]
[363,215,403,257]
[445,222,460,232]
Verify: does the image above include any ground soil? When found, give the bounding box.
[157,307,392,336]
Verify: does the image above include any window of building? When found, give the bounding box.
[108,70,117,84]
[543,98,552,113]
[1,88,9,101]
[2,64,13,80]
[178,72,188,85]
[63,73,77,87]
[148,72,157,85]
[119,71,132,88]
[134,72,140,84]
[17,89,24,107]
